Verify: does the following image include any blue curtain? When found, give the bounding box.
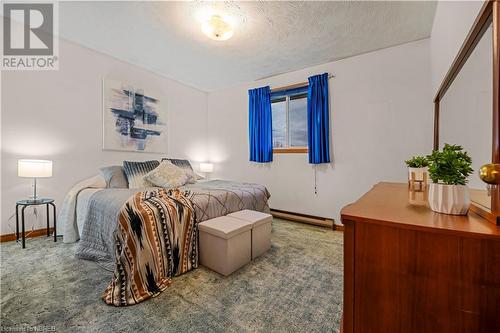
[307,73,331,164]
[249,86,273,163]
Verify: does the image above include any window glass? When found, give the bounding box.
[271,99,286,148]
[289,95,308,147]
[271,92,308,150]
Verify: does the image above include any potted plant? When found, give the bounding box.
[405,155,429,185]
[426,144,473,215]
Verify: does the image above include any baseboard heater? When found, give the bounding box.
[270,209,343,230]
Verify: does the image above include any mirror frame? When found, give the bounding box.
[433,0,499,224]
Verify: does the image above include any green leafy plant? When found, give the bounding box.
[405,156,429,168]
[426,144,473,185]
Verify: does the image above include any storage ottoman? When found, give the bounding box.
[227,210,272,259]
[198,216,252,276]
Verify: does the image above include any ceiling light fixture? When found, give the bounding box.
[201,14,234,41]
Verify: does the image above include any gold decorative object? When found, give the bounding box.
[479,163,500,185]
[408,185,428,205]
[408,169,428,192]
[408,170,429,205]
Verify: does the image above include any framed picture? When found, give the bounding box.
[102,79,166,153]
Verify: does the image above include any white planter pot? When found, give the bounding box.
[428,183,470,215]
[408,167,428,182]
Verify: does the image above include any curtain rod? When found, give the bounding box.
[270,74,335,93]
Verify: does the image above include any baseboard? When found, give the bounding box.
[270,209,343,231]
[0,227,55,243]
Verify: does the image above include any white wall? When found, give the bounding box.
[430,0,485,93]
[1,38,208,235]
[207,39,433,223]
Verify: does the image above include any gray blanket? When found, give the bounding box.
[76,180,270,262]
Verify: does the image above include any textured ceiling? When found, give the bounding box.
[59,1,437,92]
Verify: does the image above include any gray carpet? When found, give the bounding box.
[0,218,343,332]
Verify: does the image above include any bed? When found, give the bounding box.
[63,179,271,263]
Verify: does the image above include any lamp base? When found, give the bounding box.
[30,178,39,202]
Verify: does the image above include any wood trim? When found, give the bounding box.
[491,183,500,222]
[433,0,493,103]
[493,0,500,163]
[470,202,500,225]
[0,227,55,243]
[270,208,343,230]
[270,82,308,93]
[270,74,335,93]
[433,0,499,223]
[492,1,500,218]
[273,147,308,154]
[433,101,439,150]
[334,223,345,231]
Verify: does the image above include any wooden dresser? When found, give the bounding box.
[340,182,500,333]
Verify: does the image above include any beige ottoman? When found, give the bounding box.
[199,216,252,276]
[227,210,273,260]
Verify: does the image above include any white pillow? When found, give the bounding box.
[143,160,189,188]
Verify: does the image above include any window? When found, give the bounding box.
[271,92,308,153]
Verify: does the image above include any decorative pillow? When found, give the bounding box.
[143,160,189,188]
[99,166,128,188]
[123,160,160,189]
[162,158,197,184]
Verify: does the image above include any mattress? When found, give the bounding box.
[75,180,271,262]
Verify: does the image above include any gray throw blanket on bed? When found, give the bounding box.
[76,180,270,262]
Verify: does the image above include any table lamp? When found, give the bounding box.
[18,159,52,202]
[200,162,214,179]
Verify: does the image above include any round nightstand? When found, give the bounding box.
[15,198,56,248]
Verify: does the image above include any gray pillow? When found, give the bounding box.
[123,160,160,189]
[162,158,196,183]
[100,166,128,188]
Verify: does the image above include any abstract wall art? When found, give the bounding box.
[103,79,166,153]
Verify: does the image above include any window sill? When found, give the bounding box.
[273,147,308,154]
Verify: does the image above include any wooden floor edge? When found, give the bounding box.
[0,227,55,243]
[270,209,344,231]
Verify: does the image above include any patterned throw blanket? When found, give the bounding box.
[102,188,198,306]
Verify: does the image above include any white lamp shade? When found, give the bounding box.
[18,159,53,178]
[200,162,214,173]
